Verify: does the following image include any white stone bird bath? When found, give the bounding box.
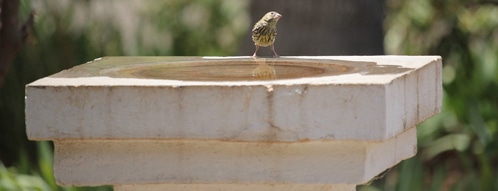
[26,56,441,191]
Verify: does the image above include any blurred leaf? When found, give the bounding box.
[467,99,492,145]
[37,141,56,190]
[421,134,471,160]
[395,158,424,191]
[0,163,51,191]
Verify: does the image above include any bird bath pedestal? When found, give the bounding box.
[26,56,442,191]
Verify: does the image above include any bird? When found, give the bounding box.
[251,11,282,57]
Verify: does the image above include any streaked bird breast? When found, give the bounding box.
[252,24,277,47]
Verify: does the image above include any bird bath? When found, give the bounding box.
[26,56,442,191]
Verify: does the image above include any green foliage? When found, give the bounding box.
[145,1,250,55]
[360,0,498,190]
[0,163,51,191]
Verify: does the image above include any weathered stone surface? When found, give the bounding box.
[25,56,442,189]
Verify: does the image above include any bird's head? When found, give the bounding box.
[263,11,282,25]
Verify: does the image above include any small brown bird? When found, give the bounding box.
[251,11,282,57]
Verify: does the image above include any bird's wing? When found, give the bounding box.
[252,21,268,34]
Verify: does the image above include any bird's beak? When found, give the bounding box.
[276,14,282,20]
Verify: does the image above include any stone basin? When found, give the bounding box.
[25,56,442,190]
[55,57,410,81]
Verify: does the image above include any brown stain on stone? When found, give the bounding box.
[265,84,279,142]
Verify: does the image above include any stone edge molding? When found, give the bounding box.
[53,127,416,186]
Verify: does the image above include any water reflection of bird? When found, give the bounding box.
[251,11,282,58]
[252,58,276,80]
